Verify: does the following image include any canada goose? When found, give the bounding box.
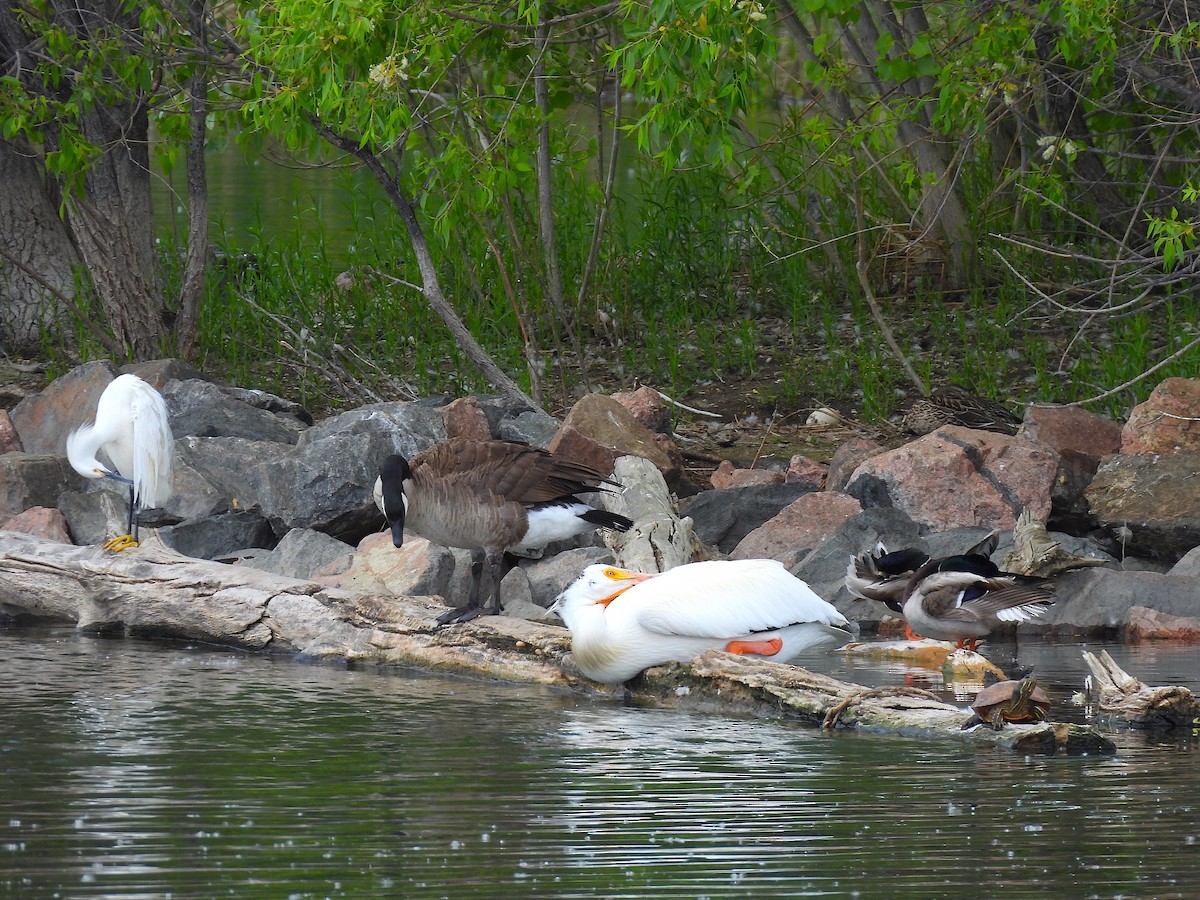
[66,373,174,552]
[901,553,1054,652]
[374,439,633,624]
[549,559,852,683]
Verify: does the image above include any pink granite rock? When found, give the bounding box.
[731,491,863,568]
[612,386,672,435]
[1125,605,1200,642]
[786,454,828,490]
[1121,377,1200,454]
[710,459,784,489]
[8,359,119,455]
[548,393,681,485]
[1022,404,1122,461]
[0,506,72,543]
[0,410,22,454]
[826,437,884,492]
[845,426,1057,530]
[439,396,493,442]
[313,532,455,598]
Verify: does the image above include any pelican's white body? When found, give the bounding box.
[552,559,851,683]
[66,374,174,509]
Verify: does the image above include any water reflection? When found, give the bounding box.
[2,623,1199,898]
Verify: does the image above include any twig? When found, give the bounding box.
[654,389,722,419]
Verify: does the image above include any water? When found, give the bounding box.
[2,624,1197,898]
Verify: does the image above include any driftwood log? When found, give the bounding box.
[599,455,696,573]
[0,530,1115,756]
[1083,649,1200,729]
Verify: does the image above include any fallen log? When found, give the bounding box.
[1082,649,1200,729]
[0,530,1115,756]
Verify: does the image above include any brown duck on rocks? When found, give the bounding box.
[374,439,634,624]
[902,385,1021,435]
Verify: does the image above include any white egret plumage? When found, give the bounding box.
[66,373,174,551]
[549,559,852,684]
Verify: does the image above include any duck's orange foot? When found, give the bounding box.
[725,637,784,657]
[903,624,925,641]
[102,534,139,552]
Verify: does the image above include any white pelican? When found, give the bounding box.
[550,559,852,683]
[66,373,174,551]
[374,440,633,624]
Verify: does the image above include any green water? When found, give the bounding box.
[1,625,1197,898]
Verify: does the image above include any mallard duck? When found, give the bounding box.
[66,374,175,552]
[902,385,1021,435]
[901,553,1054,652]
[846,532,1000,640]
[550,559,852,684]
[374,440,633,624]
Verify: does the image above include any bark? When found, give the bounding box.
[1083,650,1200,729]
[0,530,1115,756]
[0,141,76,351]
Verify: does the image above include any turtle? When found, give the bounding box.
[962,675,1051,730]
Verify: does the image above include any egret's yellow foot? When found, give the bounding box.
[103,534,139,552]
[725,637,784,657]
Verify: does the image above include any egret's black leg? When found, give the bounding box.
[129,485,139,544]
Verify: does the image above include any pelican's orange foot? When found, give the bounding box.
[103,534,139,552]
[725,637,784,657]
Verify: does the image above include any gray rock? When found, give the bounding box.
[163,379,307,444]
[157,509,278,560]
[1170,545,1200,577]
[2,453,78,517]
[57,490,134,545]
[496,410,561,448]
[236,528,354,580]
[520,545,615,608]
[1086,452,1200,561]
[681,482,817,554]
[1041,567,1200,634]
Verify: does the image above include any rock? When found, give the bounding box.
[313,532,455,597]
[235,527,354,580]
[127,358,208,388]
[157,509,278,560]
[548,393,680,484]
[496,409,561,448]
[439,396,493,442]
[219,385,313,425]
[0,410,22,454]
[57,489,143,545]
[825,438,884,492]
[519,545,615,608]
[845,426,1057,531]
[709,459,784,489]
[1170,546,1200,577]
[680,481,817,555]
[612,386,672,435]
[0,506,72,543]
[731,491,863,568]
[1121,377,1200,454]
[8,359,119,454]
[1,453,78,517]
[164,379,308,444]
[1022,404,1122,459]
[1125,606,1200,641]
[786,454,827,489]
[1086,451,1200,561]
[1040,567,1200,636]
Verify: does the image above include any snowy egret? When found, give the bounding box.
[66,373,174,551]
[373,440,633,624]
[549,559,852,684]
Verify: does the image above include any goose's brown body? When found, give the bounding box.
[375,440,633,622]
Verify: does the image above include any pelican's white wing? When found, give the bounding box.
[617,559,846,639]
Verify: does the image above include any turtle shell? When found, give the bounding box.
[971,677,1051,723]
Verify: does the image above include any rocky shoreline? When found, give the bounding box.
[2,360,1199,641]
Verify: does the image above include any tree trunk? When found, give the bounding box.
[0,530,1116,756]
[0,141,77,352]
